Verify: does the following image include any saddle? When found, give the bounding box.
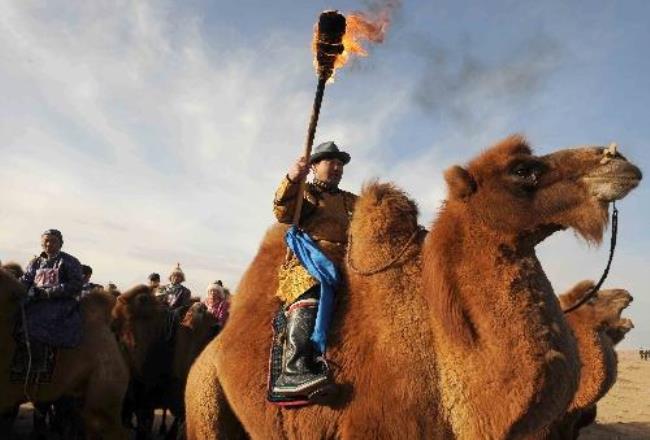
[10,298,82,384]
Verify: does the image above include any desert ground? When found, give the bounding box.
[10,351,650,439]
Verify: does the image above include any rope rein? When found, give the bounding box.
[19,300,34,402]
[347,226,425,276]
[563,202,619,314]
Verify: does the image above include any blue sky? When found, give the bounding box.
[0,0,648,346]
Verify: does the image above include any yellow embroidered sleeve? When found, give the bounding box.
[273,176,300,223]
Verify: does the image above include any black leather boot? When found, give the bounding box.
[272,301,330,397]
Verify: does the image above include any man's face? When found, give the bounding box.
[150,279,160,288]
[170,274,182,284]
[41,234,62,256]
[312,158,345,186]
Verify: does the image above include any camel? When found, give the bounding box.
[185,136,642,439]
[1,261,24,279]
[0,268,128,439]
[112,285,219,439]
[552,281,634,439]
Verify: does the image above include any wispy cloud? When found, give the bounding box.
[0,0,647,347]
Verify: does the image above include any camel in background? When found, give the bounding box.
[185,136,641,439]
[553,281,634,439]
[113,285,218,439]
[0,268,128,439]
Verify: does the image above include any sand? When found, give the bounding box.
[11,350,650,438]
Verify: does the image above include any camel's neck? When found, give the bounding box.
[0,299,18,370]
[424,209,550,346]
[566,317,617,412]
[424,207,579,437]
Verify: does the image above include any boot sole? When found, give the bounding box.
[272,376,329,396]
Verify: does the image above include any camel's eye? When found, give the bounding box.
[509,160,545,186]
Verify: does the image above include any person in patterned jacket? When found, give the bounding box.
[21,229,83,301]
[159,263,192,311]
[271,141,357,398]
[16,229,84,373]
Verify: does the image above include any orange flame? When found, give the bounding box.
[312,7,395,79]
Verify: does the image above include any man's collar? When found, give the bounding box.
[312,178,340,194]
[40,251,61,260]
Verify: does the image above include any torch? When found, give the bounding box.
[292,10,347,226]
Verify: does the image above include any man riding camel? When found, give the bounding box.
[17,229,84,374]
[80,264,102,298]
[158,264,192,311]
[272,141,357,399]
[21,229,83,301]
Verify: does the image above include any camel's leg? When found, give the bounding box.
[0,406,19,436]
[185,347,246,440]
[32,402,49,438]
[159,408,168,436]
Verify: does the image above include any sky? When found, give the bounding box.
[0,0,648,347]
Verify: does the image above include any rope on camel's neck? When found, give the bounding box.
[563,202,619,314]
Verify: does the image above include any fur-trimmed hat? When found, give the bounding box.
[206,280,225,295]
[169,263,185,282]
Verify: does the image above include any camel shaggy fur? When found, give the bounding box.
[185,136,641,439]
[552,281,634,438]
[0,268,129,439]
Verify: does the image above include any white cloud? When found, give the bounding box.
[0,0,647,348]
[0,0,411,295]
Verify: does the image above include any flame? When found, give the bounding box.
[335,12,389,70]
[312,6,396,79]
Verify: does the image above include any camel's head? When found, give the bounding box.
[560,280,634,338]
[112,284,164,374]
[1,262,24,279]
[0,267,26,310]
[443,136,642,244]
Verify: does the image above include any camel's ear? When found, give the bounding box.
[444,166,476,200]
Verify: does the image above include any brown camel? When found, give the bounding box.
[113,285,219,438]
[552,281,634,439]
[1,261,24,279]
[0,268,129,439]
[185,136,641,439]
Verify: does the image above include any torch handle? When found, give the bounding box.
[292,75,329,226]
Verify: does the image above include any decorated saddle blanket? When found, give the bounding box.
[21,298,83,348]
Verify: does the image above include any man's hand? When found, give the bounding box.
[287,156,310,182]
[27,286,47,300]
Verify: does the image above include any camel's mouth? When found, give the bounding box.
[615,317,635,331]
[583,159,642,202]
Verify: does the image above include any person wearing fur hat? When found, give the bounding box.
[271,141,357,399]
[203,281,230,328]
[159,263,192,310]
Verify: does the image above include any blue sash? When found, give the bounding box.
[285,225,340,353]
